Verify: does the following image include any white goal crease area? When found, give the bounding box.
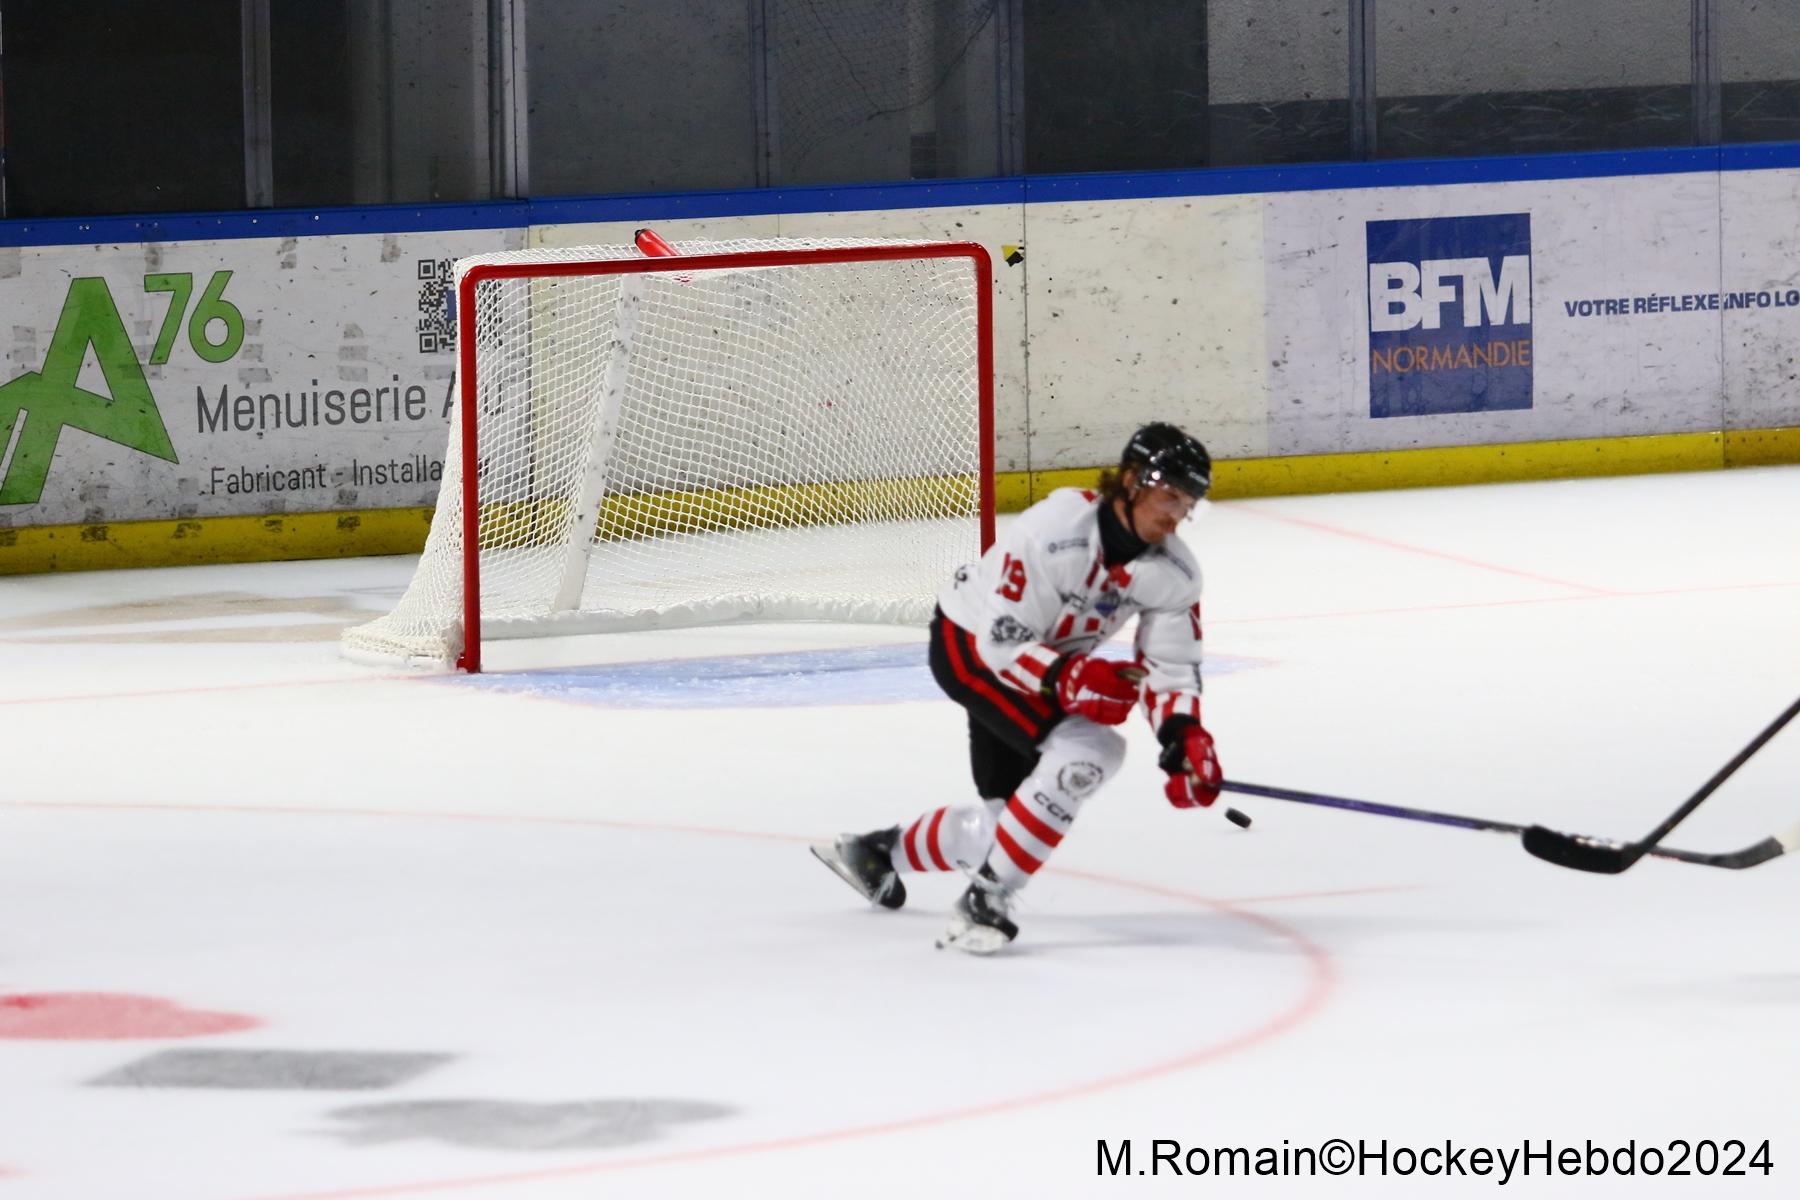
[343,233,995,671]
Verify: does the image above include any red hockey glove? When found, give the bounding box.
[1157,717,1222,808]
[1051,654,1142,726]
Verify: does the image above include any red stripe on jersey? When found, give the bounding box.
[961,625,1053,717]
[1053,614,1075,640]
[994,825,1044,875]
[1006,795,1064,848]
[1145,690,1202,729]
[924,808,951,871]
[1080,489,1096,501]
[902,820,926,871]
[1085,561,1102,588]
[1000,644,1057,697]
[942,624,1043,733]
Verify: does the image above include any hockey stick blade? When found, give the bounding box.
[1521,694,1800,875]
[1699,832,1789,871]
[1222,780,1796,870]
[1519,826,1635,874]
[1522,824,1795,873]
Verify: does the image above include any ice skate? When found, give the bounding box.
[936,865,1018,955]
[810,827,906,910]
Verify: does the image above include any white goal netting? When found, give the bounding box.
[343,235,990,668]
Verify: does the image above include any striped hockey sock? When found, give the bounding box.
[894,804,998,874]
[985,790,1071,889]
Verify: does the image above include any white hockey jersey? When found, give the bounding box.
[938,487,1205,730]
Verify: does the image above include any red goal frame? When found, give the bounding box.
[453,242,996,672]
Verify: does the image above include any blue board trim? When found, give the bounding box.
[6,141,1800,249]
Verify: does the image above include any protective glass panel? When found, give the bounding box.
[526,0,758,194]
[1023,0,1208,173]
[1,1,244,217]
[1720,3,1800,145]
[1375,0,1692,158]
[769,0,1004,184]
[272,0,496,206]
[1206,0,1354,167]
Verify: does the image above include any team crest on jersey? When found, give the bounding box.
[989,615,1037,645]
[1058,762,1105,797]
[1093,590,1127,619]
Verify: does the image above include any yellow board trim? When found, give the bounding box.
[0,507,436,575]
[5,426,1797,575]
[1003,426,1800,505]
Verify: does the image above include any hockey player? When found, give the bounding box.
[812,422,1223,954]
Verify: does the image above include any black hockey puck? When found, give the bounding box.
[1225,807,1252,829]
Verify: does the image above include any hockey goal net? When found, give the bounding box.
[343,232,994,671]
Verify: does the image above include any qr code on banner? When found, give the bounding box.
[416,258,457,353]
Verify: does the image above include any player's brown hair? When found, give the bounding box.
[1096,465,1132,501]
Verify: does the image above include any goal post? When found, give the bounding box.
[343,232,995,672]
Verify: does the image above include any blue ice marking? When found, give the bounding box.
[451,644,937,709]
[448,644,1269,710]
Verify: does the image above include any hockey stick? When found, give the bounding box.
[1220,779,1799,870]
[1521,694,1800,874]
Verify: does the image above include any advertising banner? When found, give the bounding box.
[0,228,518,527]
[1365,212,1533,419]
[1721,168,1800,433]
[1263,172,1728,456]
[6,158,1798,570]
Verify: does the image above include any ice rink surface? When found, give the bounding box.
[3,467,1798,1199]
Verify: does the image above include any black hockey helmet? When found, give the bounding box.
[1121,422,1212,501]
